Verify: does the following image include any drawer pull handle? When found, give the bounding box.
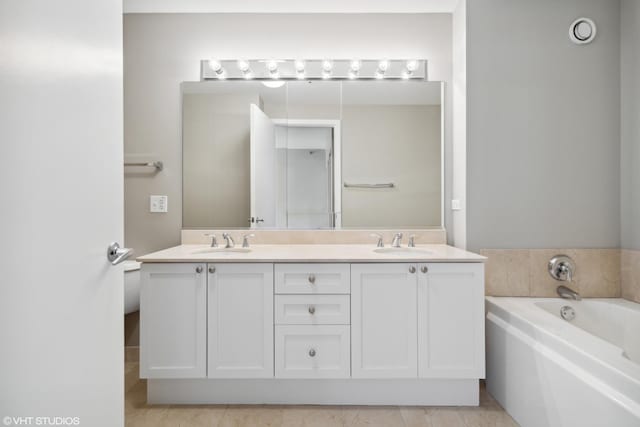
[308,348,316,357]
[308,274,316,284]
[209,267,216,274]
[196,266,203,274]
[308,306,316,315]
[409,266,416,274]
[421,266,428,274]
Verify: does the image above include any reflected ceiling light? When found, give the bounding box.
[349,59,361,79]
[294,59,306,79]
[322,59,333,78]
[262,81,285,88]
[237,59,253,78]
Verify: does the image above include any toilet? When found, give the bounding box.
[123,260,141,315]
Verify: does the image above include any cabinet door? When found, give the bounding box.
[418,263,485,378]
[208,263,274,378]
[351,263,418,378]
[140,263,207,379]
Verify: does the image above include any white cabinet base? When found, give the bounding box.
[147,378,479,406]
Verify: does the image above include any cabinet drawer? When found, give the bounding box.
[275,264,350,294]
[275,325,350,378]
[275,295,350,325]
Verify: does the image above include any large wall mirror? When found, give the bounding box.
[182,80,443,230]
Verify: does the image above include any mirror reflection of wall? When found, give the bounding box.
[181,80,442,230]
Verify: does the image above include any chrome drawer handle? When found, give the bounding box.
[421,266,428,274]
[308,306,316,315]
[308,348,316,357]
[409,266,416,274]
[209,266,216,274]
[196,266,203,274]
[308,274,316,284]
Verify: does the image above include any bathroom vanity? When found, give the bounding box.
[137,242,485,405]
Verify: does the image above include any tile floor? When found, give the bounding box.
[125,362,519,427]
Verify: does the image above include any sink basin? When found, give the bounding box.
[373,247,433,256]
[192,247,251,255]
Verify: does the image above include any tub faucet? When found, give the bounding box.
[557,285,581,301]
[222,233,235,249]
[548,255,575,282]
[391,233,403,248]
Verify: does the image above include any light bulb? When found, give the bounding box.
[375,71,385,80]
[209,59,223,73]
[296,71,306,80]
[377,60,389,72]
[262,81,286,89]
[266,60,278,72]
[402,70,412,80]
[322,60,333,72]
[406,60,419,72]
[237,60,251,72]
[350,60,362,72]
[348,70,358,79]
[294,60,306,73]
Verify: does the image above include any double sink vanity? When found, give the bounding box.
[137,231,486,406]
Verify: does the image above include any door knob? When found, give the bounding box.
[107,242,133,266]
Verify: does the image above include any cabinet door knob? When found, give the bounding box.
[308,348,316,357]
[421,266,428,274]
[308,306,316,315]
[196,266,203,274]
[308,274,316,284]
[209,266,216,274]
[409,266,416,274]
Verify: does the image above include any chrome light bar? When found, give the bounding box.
[200,59,427,81]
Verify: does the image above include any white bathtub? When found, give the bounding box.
[486,297,640,427]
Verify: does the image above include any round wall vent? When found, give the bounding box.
[569,18,596,44]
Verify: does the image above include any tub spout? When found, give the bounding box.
[557,285,581,301]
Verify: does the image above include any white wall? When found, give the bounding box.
[621,0,640,250]
[466,0,621,251]
[124,13,453,255]
[452,0,467,248]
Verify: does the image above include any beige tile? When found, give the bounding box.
[529,249,579,297]
[622,249,640,303]
[572,249,620,297]
[480,250,530,296]
[399,407,431,427]
[125,346,140,363]
[424,408,465,427]
[219,405,283,427]
[280,406,345,427]
[342,406,406,427]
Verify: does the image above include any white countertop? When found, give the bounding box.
[137,244,486,263]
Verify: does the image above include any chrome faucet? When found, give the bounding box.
[242,233,255,248]
[391,233,403,248]
[222,233,235,249]
[557,285,581,301]
[370,233,384,247]
[548,255,575,282]
[205,233,218,248]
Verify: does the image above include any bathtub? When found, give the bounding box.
[486,297,640,427]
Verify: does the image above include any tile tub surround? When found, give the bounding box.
[480,249,621,297]
[181,229,447,245]
[622,249,640,303]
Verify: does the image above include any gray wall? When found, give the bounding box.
[622,0,640,250]
[467,0,621,251]
[124,13,453,256]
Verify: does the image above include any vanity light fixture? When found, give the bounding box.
[200,59,427,80]
[262,81,286,88]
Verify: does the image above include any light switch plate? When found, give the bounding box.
[150,195,168,213]
[451,199,462,211]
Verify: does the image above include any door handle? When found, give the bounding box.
[107,242,133,266]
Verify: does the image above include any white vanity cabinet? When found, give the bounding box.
[351,263,418,378]
[208,263,274,378]
[140,263,207,379]
[418,263,485,378]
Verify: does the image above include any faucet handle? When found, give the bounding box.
[242,233,255,248]
[205,233,218,248]
[370,233,384,247]
[408,235,416,248]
